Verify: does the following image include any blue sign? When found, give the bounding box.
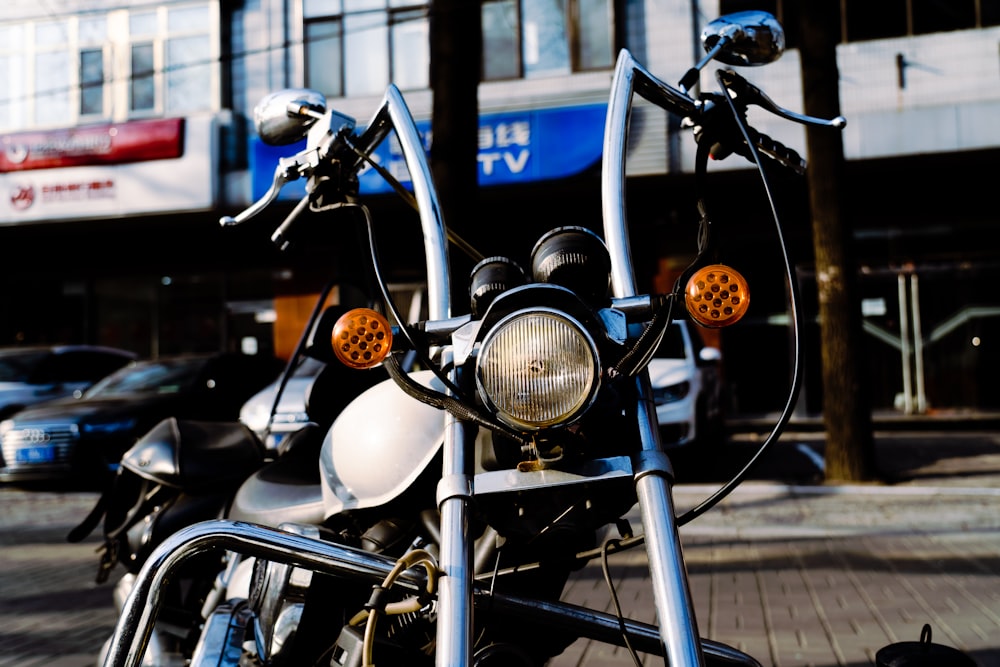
[250,103,607,201]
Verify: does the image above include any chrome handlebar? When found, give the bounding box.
[220,85,451,323]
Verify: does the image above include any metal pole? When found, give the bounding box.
[911,273,926,413]
[897,273,913,414]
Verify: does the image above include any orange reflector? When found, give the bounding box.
[332,308,393,369]
[685,264,750,328]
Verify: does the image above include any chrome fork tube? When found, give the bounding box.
[602,49,706,667]
[632,375,705,667]
[435,351,474,666]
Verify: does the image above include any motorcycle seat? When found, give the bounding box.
[227,423,326,527]
[121,417,266,492]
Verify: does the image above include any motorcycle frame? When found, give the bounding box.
[102,55,752,667]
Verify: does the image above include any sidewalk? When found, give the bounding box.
[554,426,1000,667]
[1,424,998,667]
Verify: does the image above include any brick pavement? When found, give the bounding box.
[554,480,1000,667]
[1,430,999,667]
[0,490,117,667]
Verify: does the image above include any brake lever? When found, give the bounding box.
[219,154,309,227]
[717,69,847,130]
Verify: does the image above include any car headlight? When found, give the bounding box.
[240,401,271,435]
[652,381,690,405]
[82,418,137,434]
[476,308,599,430]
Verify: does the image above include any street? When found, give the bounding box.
[1,431,999,666]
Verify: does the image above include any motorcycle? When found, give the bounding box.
[94,10,974,667]
[68,275,392,664]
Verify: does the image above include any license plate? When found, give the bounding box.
[15,446,56,464]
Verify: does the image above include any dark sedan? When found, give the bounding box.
[0,344,137,420]
[0,352,282,485]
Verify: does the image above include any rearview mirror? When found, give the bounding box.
[702,11,785,67]
[253,88,328,146]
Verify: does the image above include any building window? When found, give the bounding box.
[166,5,214,114]
[34,20,72,127]
[304,0,430,98]
[131,43,157,112]
[80,49,105,116]
[482,0,519,80]
[0,1,219,132]
[0,24,26,129]
[79,16,108,117]
[719,0,1000,46]
[303,0,614,98]
[130,3,218,115]
[481,0,615,81]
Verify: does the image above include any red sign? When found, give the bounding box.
[0,118,185,173]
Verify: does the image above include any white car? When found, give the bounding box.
[646,320,724,448]
[239,356,326,451]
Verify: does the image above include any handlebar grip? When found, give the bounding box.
[270,193,311,251]
[751,131,806,175]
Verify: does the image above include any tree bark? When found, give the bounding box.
[429,0,482,312]
[797,2,876,482]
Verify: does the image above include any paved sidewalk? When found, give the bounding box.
[1,430,998,667]
[0,490,117,667]
[554,430,1000,667]
[555,481,1000,666]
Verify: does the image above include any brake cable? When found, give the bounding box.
[348,200,531,447]
[607,136,717,381]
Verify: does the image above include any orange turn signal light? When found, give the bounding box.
[685,264,749,328]
[332,308,393,369]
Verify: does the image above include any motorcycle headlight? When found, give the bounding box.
[476,308,599,430]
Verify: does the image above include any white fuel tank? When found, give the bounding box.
[319,370,446,517]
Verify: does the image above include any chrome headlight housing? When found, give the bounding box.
[476,308,600,431]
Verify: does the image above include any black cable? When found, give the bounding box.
[350,200,468,401]
[351,200,538,446]
[601,537,644,667]
[382,355,529,446]
[609,139,716,382]
[264,276,339,440]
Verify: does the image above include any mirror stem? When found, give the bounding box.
[678,39,727,93]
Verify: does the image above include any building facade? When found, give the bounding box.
[1,0,998,415]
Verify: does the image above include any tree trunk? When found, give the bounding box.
[429,0,482,312]
[797,2,876,482]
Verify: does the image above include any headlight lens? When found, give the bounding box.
[652,381,690,405]
[476,309,599,430]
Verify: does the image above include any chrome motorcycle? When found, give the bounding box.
[97,11,919,667]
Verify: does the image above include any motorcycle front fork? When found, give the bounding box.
[631,374,706,667]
